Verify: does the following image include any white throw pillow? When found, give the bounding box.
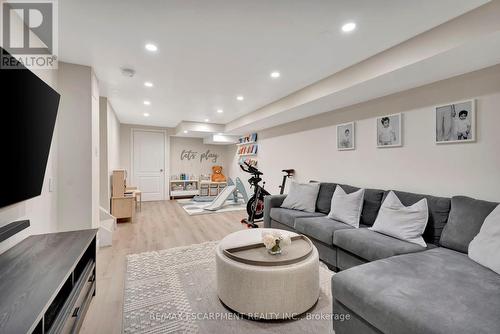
[281,182,320,213]
[370,191,429,247]
[328,186,365,228]
[468,204,500,275]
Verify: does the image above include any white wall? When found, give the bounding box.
[57,62,99,231]
[170,137,228,178]
[91,71,100,228]
[227,65,500,202]
[99,98,109,210]
[107,104,121,176]
[99,97,121,211]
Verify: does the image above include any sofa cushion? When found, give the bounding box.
[269,208,324,228]
[440,196,498,253]
[339,184,384,226]
[315,182,336,214]
[332,247,500,334]
[383,190,451,244]
[333,228,428,262]
[336,248,367,270]
[295,216,353,246]
[269,219,297,233]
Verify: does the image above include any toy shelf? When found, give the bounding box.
[199,180,227,197]
[170,178,199,199]
[170,179,199,182]
[200,180,227,184]
[236,141,256,146]
[170,190,199,197]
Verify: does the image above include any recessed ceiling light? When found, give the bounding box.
[204,118,210,122]
[236,95,244,101]
[183,130,188,134]
[143,100,151,106]
[145,43,158,52]
[217,133,223,136]
[217,109,224,113]
[341,22,356,32]
[144,81,154,87]
[143,112,150,117]
[270,71,280,78]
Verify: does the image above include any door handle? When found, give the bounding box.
[160,169,164,172]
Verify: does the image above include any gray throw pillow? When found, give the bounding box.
[281,182,320,213]
[440,196,497,253]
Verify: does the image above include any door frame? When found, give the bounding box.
[130,128,169,201]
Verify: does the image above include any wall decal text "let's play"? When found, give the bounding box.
[180,149,219,163]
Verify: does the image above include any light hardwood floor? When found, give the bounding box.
[80,200,248,334]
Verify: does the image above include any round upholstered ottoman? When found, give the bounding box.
[216,228,319,319]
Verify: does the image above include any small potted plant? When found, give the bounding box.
[262,231,292,255]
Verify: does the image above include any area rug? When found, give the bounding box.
[177,198,246,215]
[123,241,335,334]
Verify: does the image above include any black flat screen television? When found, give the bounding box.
[0,47,60,208]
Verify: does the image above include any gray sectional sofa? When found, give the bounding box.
[263,182,500,334]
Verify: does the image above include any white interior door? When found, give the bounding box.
[132,130,165,201]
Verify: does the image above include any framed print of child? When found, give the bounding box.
[435,99,475,144]
[377,113,402,148]
[337,122,355,151]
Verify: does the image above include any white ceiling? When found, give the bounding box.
[59,0,488,128]
[228,30,500,133]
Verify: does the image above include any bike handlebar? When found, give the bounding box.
[240,161,262,175]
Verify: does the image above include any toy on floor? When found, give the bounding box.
[202,178,249,211]
[211,165,227,182]
[193,177,248,203]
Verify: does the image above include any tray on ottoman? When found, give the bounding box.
[223,235,313,266]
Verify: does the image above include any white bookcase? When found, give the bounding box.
[169,179,199,199]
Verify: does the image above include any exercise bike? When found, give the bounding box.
[239,161,294,228]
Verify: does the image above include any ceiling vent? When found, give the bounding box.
[120,67,136,78]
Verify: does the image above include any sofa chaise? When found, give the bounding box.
[263,182,499,334]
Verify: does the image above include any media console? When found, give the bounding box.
[0,229,97,334]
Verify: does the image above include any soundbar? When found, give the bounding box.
[0,220,30,243]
